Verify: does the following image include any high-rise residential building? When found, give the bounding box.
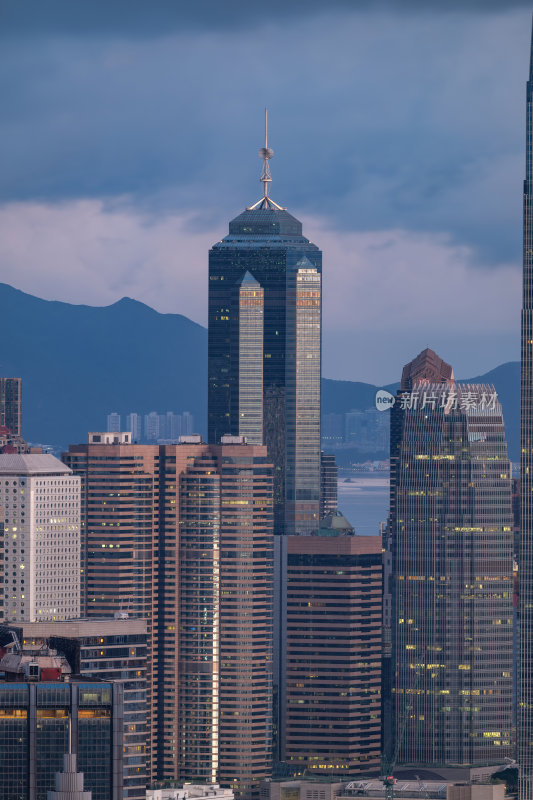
[0,454,80,623]
[208,114,321,536]
[126,412,142,442]
[63,434,273,798]
[144,412,160,441]
[0,647,124,800]
[63,433,159,777]
[321,413,344,447]
[169,436,273,799]
[319,452,338,519]
[284,513,382,775]
[161,411,181,441]
[181,411,194,436]
[20,617,149,800]
[106,412,121,433]
[520,22,533,800]
[0,377,21,436]
[389,349,514,768]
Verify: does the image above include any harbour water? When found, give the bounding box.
[337,472,389,537]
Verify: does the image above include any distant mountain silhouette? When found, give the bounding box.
[0,283,207,447]
[323,361,520,462]
[0,283,520,460]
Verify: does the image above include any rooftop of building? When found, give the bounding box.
[401,347,454,391]
[20,616,148,637]
[314,511,355,536]
[0,453,71,475]
[0,649,72,680]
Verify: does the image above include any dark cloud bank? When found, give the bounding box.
[1,0,531,39]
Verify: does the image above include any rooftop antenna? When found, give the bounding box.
[247,109,286,211]
[259,108,274,199]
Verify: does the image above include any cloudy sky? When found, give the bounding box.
[0,0,531,382]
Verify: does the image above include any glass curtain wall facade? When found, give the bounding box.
[520,21,533,800]
[237,272,264,445]
[20,618,149,800]
[0,679,123,800]
[390,372,514,767]
[0,377,21,436]
[285,262,321,534]
[208,206,322,536]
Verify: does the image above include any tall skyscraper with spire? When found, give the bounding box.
[208,112,322,535]
[520,22,533,800]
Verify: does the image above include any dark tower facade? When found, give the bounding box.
[208,117,322,536]
[520,23,533,800]
[0,377,21,436]
[390,350,514,768]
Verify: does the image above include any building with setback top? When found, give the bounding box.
[388,349,514,769]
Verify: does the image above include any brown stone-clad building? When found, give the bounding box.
[63,433,273,800]
[63,432,159,776]
[284,514,382,776]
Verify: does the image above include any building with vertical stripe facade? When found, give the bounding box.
[0,454,80,623]
[389,350,514,768]
[63,434,273,799]
[0,377,21,436]
[520,19,533,800]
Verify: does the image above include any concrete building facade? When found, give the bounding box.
[63,434,274,799]
[0,454,80,623]
[284,517,382,775]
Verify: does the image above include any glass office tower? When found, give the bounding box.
[520,20,533,800]
[236,272,264,445]
[0,677,123,800]
[208,130,322,535]
[390,350,514,768]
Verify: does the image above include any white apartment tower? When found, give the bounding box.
[0,454,80,622]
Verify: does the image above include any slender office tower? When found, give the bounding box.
[0,377,21,435]
[520,21,533,800]
[390,349,514,769]
[208,112,322,536]
[236,272,264,445]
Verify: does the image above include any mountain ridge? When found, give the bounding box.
[0,283,520,459]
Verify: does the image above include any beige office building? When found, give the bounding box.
[0,454,80,622]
